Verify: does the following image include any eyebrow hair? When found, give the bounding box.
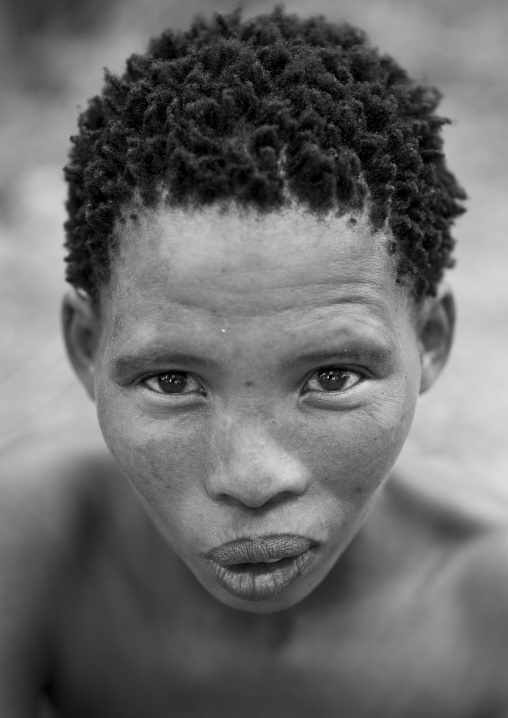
[110,341,393,382]
[110,351,219,380]
[282,345,393,369]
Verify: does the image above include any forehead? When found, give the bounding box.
[106,204,402,326]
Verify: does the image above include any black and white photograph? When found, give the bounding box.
[1,0,507,715]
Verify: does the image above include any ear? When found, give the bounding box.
[62,290,101,401]
[417,283,456,394]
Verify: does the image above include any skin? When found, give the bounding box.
[65,203,445,612]
[1,202,508,718]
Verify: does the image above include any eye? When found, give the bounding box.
[304,367,362,394]
[144,371,204,396]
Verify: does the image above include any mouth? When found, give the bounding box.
[203,534,317,601]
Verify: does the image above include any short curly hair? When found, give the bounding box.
[64,4,466,302]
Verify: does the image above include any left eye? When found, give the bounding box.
[144,372,204,396]
[304,368,362,393]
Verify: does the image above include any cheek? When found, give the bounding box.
[96,390,210,520]
[297,382,418,504]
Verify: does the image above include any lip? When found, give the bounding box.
[203,534,317,601]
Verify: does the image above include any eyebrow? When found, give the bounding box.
[110,351,219,380]
[110,342,393,382]
[282,345,393,369]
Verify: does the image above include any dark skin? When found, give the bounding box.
[1,204,508,718]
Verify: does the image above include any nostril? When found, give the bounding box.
[208,486,304,509]
[261,490,300,508]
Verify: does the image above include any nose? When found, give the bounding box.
[206,423,309,508]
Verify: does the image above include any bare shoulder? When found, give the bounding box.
[389,449,508,600]
[0,428,120,556]
[0,429,119,716]
[453,528,508,694]
[389,450,508,712]
[389,448,508,537]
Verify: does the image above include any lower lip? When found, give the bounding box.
[206,550,315,601]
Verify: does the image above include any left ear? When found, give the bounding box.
[417,282,455,394]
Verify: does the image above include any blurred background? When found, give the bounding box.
[0,0,507,492]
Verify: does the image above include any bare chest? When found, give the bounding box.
[48,562,485,718]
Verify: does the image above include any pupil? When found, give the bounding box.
[318,369,347,391]
[157,373,187,394]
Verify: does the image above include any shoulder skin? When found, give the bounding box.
[388,451,508,715]
[0,431,115,717]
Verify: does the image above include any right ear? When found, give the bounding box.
[62,290,101,401]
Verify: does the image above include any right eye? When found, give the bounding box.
[144,372,205,396]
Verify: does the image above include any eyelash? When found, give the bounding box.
[143,372,205,397]
[141,367,365,399]
[303,368,364,395]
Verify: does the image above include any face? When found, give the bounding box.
[65,203,451,613]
